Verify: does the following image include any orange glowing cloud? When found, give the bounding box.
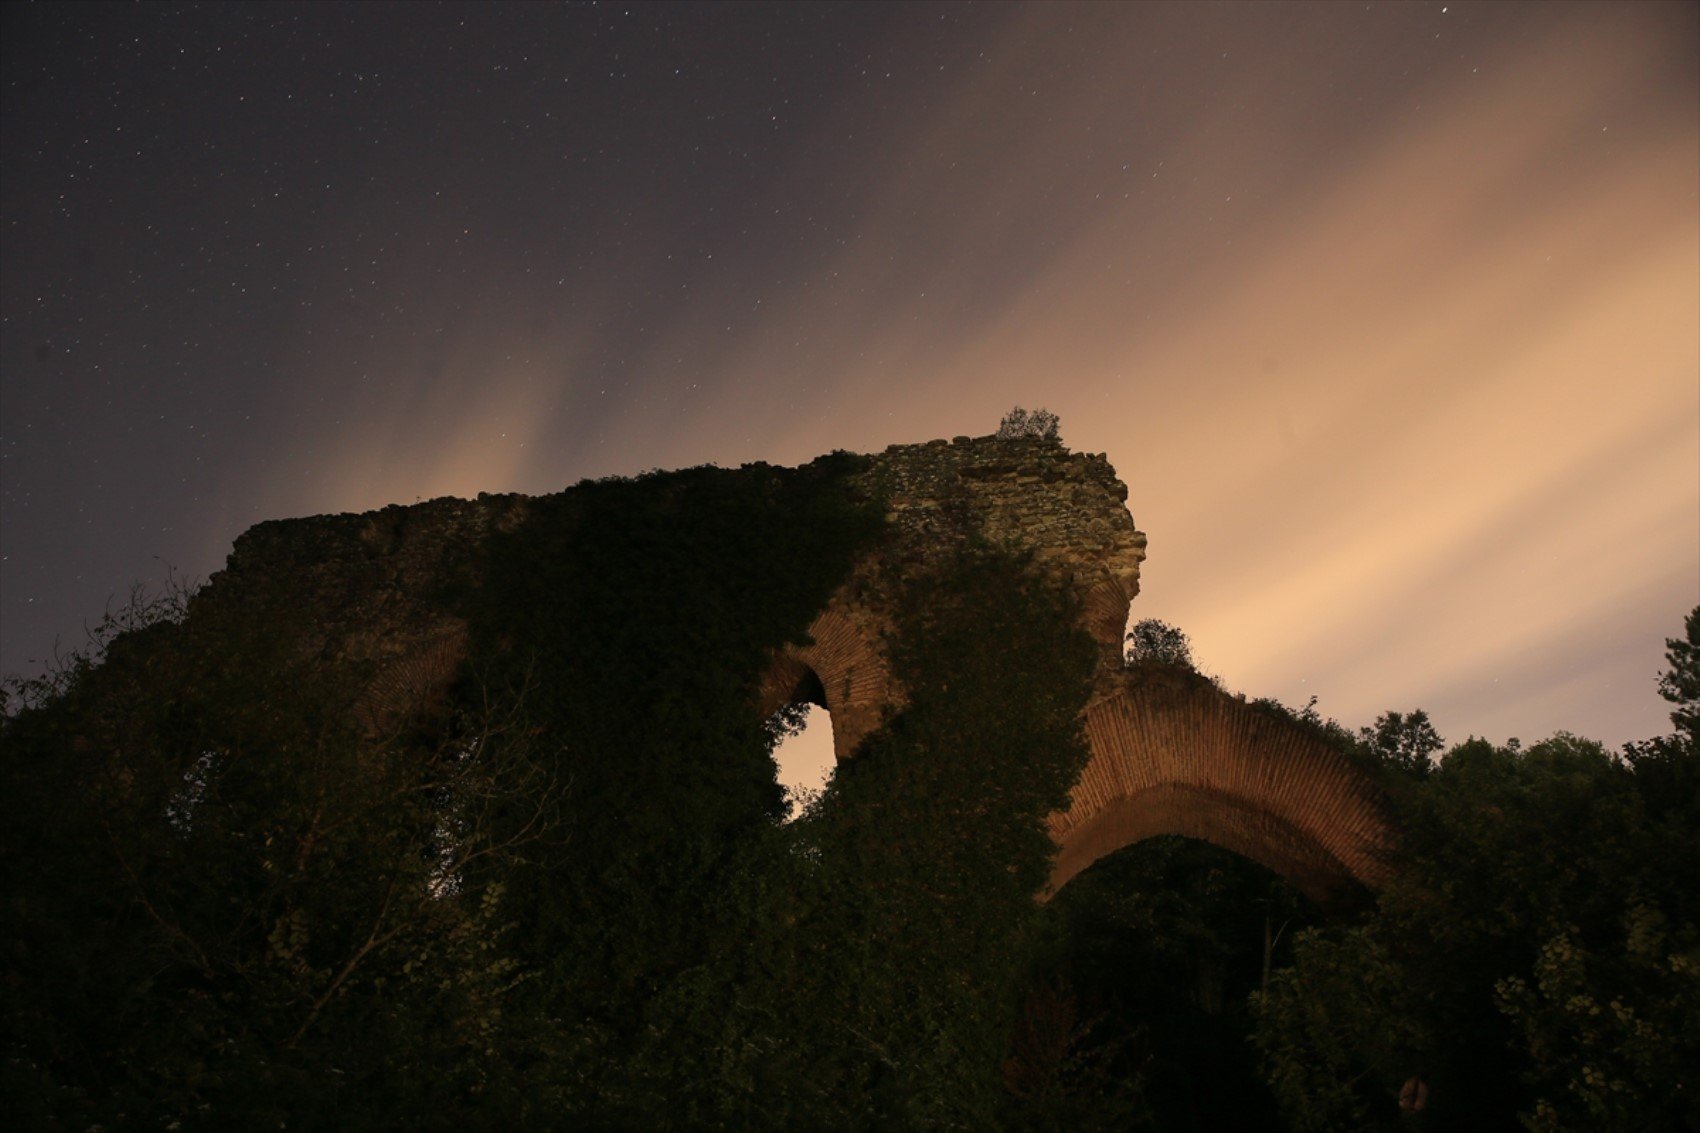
[244,3,1693,753]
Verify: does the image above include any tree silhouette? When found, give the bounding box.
[997,406,1061,441]
[1125,618,1193,668]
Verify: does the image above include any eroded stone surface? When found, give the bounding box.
[1051,667,1396,903]
[756,435,1149,759]
[184,433,1393,899]
[202,493,527,733]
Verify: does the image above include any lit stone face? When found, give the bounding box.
[1048,669,1396,903]
[755,436,1390,903]
[757,434,1151,761]
[199,432,1394,902]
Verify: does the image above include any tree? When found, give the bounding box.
[1358,709,1444,777]
[1658,606,1699,747]
[1125,619,1193,669]
[0,595,569,1128]
[998,406,1061,441]
[1253,610,1700,1132]
[1623,604,1699,828]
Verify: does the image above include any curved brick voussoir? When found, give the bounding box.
[757,604,894,761]
[353,621,470,736]
[1047,669,1397,904]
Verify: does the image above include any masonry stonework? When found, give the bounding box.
[193,433,1394,902]
[754,435,1149,759]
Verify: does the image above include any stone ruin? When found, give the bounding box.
[198,433,1395,903]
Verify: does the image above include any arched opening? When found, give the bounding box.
[1049,784,1370,907]
[771,703,837,817]
[764,664,837,818]
[1046,670,1397,907]
[1020,834,1319,1126]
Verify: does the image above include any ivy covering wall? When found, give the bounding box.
[4,448,1694,1131]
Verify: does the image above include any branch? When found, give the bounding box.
[285,872,408,1049]
[104,821,214,978]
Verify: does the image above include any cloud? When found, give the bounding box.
[234,3,1695,748]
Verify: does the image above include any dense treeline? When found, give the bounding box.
[2,450,1696,1130]
[1253,612,1700,1131]
[1017,615,1699,1131]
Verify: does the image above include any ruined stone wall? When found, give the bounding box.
[178,432,1394,899]
[755,434,1148,757]
[862,435,1147,660]
[755,434,1394,900]
[191,434,1150,748]
[197,493,529,731]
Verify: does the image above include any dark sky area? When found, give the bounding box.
[3,1,1696,769]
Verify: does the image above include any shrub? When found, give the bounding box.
[997,406,1061,441]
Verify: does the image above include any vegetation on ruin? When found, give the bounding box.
[2,439,1696,1130]
[995,406,1061,441]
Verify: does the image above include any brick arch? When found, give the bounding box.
[1046,670,1396,904]
[755,606,893,762]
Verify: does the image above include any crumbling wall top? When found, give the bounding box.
[859,434,1147,631]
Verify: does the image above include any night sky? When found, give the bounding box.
[3,2,1695,784]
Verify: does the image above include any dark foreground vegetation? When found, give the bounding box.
[3,454,1695,1130]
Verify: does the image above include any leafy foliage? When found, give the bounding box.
[450,453,886,1115]
[1357,709,1444,778]
[618,547,1100,1127]
[1656,606,1699,747]
[1032,835,1317,1128]
[1254,718,1700,1131]
[1495,908,1700,1132]
[1,584,567,1127]
[996,406,1061,441]
[7,464,1695,1133]
[1124,617,1193,669]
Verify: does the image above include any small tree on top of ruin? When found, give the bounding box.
[1125,618,1193,669]
[997,406,1061,441]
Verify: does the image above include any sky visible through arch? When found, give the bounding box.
[3,2,1695,764]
